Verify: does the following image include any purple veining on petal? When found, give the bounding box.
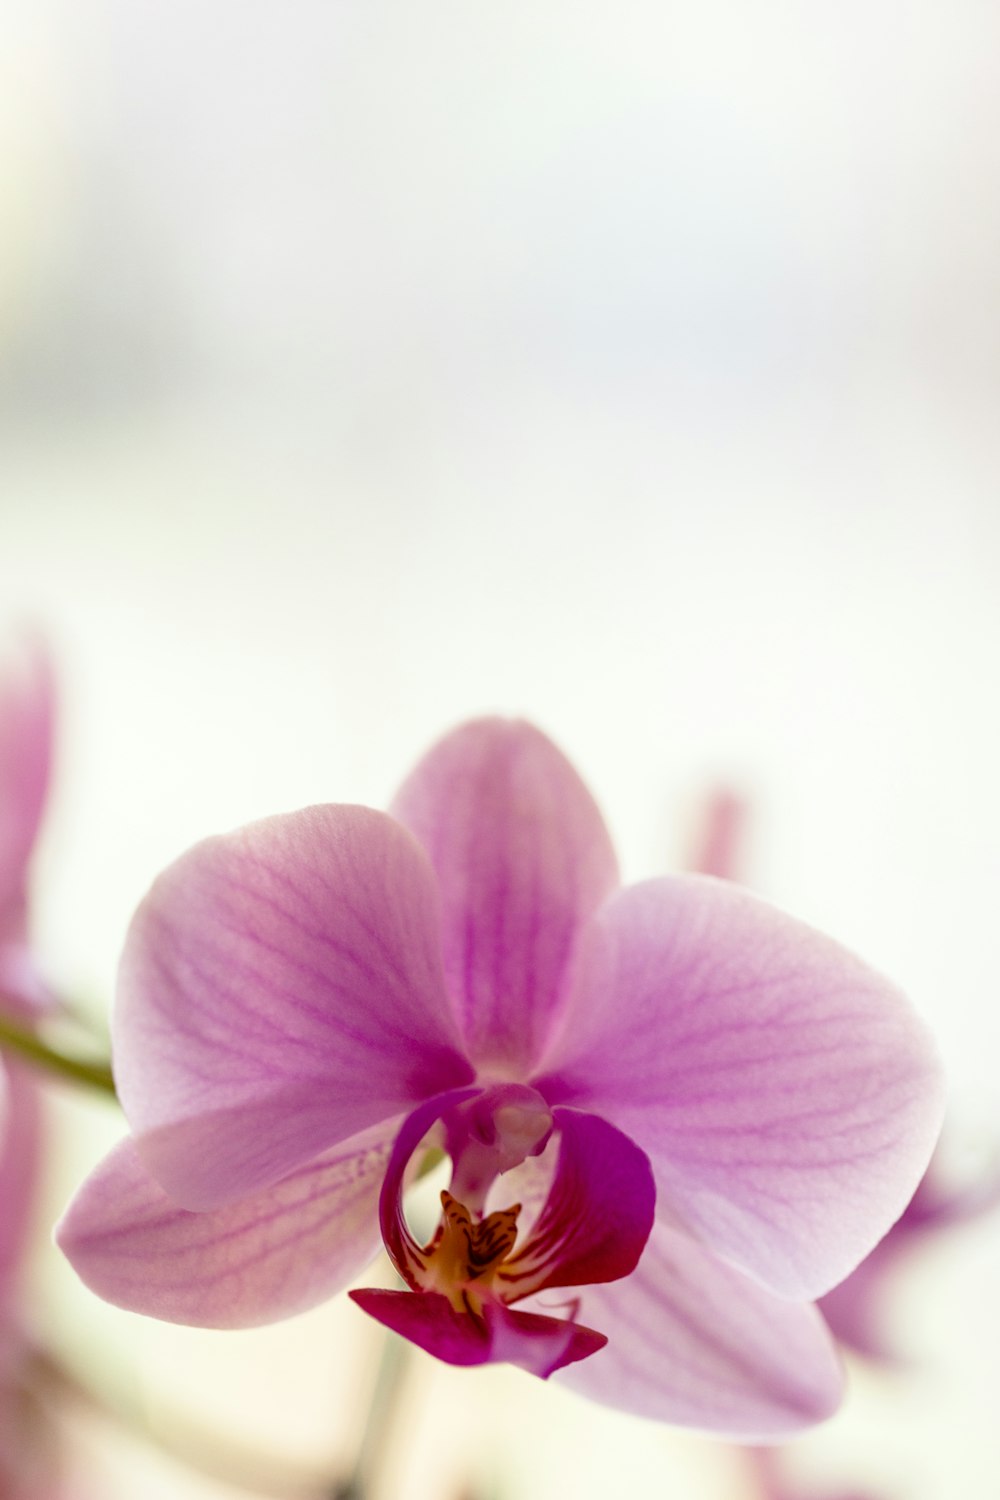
[113,804,475,1209]
[391,718,619,1075]
[56,1118,397,1328]
[56,715,947,1438]
[554,1218,843,1439]
[537,874,944,1300]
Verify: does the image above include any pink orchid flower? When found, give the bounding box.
[59,721,944,1437]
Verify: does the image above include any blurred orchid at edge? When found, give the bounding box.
[0,634,67,1498]
[59,719,945,1439]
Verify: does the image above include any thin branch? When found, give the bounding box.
[0,1011,117,1098]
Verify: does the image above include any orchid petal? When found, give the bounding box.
[0,634,52,922]
[538,876,945,1299]
[349,1288,605,1377]
[113,806,474,1210]
[553,1219,843,1439]
[498,1107,655,1300]
[56,1120,396,1328]
[391,719,619,1074]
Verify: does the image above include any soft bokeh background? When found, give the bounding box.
[2,1,999,1495]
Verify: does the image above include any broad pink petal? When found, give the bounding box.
[0,634,52,922]
[0,1064,43,1310]
[350,1288,605,1377]
[56,1119,396,1328]
[537,876,945,1299]
[553,1219,844,1439]
[391,719,619,1074]
[113,805,474,1210]
[498,1107,655,1299]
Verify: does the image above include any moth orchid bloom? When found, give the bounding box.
[59,720,944,1436]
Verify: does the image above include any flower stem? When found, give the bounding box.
[0,1011,117,1098]
[332,1332,412,1500]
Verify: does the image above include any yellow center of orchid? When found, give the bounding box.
[417,1190,522,1316]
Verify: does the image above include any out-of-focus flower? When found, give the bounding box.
[748,1446,881,1500]
[0,633,53,1015]
[685,784,748,883]
[0,633,67,1498]
[0,1064,54,1500]
[817,1143,1000,1363]
[60,720,944,1436]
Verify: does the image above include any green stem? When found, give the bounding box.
[0,1011,117,1097]
[333,1331,412,1500]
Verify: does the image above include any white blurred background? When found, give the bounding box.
[2,2,999,1495]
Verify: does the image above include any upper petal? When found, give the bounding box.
[553,1217,843,1438]
[114,805,475,1209]
[56,1120,394,1328]
[537,876,945,1299]
[391,719,619,1074]
[0,633,53,921]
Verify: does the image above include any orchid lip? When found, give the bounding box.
[356,1082,657,1374]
